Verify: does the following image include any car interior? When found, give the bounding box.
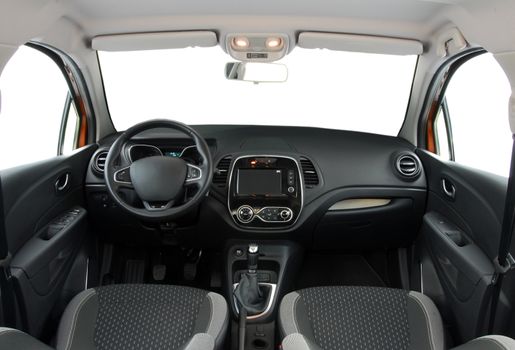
[2,0,515,349]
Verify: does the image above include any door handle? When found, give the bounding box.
[55,173,70,193]
[441,178,456,200]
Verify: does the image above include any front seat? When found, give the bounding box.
[0,284,228,350]
[279,286,515,350]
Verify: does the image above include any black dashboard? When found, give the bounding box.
[85,125,427,250]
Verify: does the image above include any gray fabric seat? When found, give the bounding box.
[279,286,515,350]
[0,284,228,350]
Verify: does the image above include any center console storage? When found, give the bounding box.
[228,156,303,228]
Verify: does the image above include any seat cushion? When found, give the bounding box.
[55,284,228,350]
[279,286,444,350]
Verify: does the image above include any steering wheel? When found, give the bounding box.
[104,119,213,221]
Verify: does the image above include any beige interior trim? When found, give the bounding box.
[328,198,391,211]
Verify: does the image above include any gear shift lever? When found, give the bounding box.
[233,244,267,316]
[237,244,260,350]
[234,244,271,350]
[247,244,259,272]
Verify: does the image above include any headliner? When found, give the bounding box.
[0,0,515,54]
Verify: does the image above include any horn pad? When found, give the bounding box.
[130,156,187,202]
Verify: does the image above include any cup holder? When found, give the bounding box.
[252,339,268,349]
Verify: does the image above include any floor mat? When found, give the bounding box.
[295,254,388,290]
[124,259,145,283]
[100,244,218,291]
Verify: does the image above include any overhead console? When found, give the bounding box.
[228,156,303,228]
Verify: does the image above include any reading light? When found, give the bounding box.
[227,33,288,61]
[233,37,249,49]
[266,37,283,49]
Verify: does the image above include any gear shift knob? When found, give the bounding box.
[247,244,259,272]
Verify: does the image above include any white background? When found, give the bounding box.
[0,46,68,169]
[445,54,512,176]
[99,47,415,135]
[0,45,512,177]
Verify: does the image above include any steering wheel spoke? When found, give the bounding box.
[185,163,203,186]
[143,200,175,211]
[113,166,134,188]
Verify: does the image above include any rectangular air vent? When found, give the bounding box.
[213,156,232,186]
[300,157,319,188]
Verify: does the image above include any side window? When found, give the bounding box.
[433,53,512,176]
[61,93,81,155]
[0,45,81,170]
[434,98,452,161]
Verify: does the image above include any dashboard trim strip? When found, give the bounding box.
[328,198,391,211]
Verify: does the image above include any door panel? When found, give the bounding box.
[0,144,96,336]
[417,149,506,342]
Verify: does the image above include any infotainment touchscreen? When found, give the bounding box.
[237,169,282,195]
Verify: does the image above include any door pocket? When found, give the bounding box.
[423,211,495,302]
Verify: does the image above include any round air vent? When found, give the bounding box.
[92,151,109,173]
[394,153,421,179]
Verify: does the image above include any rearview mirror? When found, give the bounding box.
[225,62,288,83]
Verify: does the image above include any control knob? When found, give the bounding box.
[237,205,254,223]
[280,209,292,220]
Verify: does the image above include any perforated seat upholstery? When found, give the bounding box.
[0,284,228,350]
[279,286,515,350]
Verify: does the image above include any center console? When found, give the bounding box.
[225,241,302,349]
[228,155,303,228]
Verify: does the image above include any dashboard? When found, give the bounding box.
[85,125,428,249]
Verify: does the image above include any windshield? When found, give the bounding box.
[99,47,417,136]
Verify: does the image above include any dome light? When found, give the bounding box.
[266,37,283,49]
[233,37,249,49]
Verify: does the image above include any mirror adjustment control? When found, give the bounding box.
[237,205,254,223]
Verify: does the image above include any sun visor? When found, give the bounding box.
[92,31,218,51]
[297,32,423,55]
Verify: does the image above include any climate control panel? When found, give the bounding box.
[236,206,293,224]
[228,155,303,228]
[237,205,254,223]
